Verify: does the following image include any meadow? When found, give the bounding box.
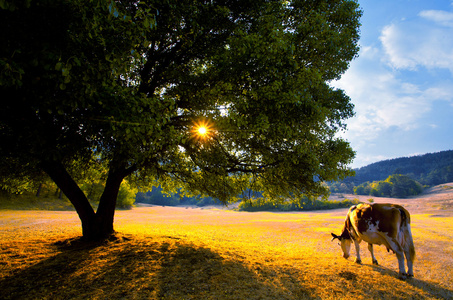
[1,184,453,299]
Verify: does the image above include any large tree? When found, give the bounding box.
[1,0,361,240]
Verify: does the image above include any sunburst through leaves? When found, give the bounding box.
[192,120,213,140]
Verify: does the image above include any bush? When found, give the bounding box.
[135,186,219,207]
[116,181,136,209]
[80,182,104,203]
[386,174,423,198]
[353,175,423,198]
[354,182,371,195]
[238,197,360,212]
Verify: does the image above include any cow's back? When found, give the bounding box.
[350,203,408,240]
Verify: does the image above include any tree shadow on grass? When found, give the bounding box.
[0,235,315,300]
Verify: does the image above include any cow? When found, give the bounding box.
[331,203,415,279]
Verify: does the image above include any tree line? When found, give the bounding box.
[238,196,359,212]
[136,186,218,207]
[329,150,453,197]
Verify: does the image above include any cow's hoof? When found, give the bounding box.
[355,259,362,264]
[372,260,379,265]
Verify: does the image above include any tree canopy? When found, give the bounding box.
[1,0,361,239]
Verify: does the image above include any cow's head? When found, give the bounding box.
[331,232,352,259]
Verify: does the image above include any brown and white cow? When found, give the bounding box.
[331,203,415,279]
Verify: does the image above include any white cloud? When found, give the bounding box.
[380,12,453,72]
[334,53,432,141]
[423,84,453,102]
[333,43,453,168]
[337,64,452,137]
[419,10,453,27]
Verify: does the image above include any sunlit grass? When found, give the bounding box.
[1,207,452,299]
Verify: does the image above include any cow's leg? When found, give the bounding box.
[353,240,362,264]
[403,227,415,277]
[402,237,415,277]
[395,250,407,279]
[368,243,378,265]
[388,238,407,279]
[404,248,414,277]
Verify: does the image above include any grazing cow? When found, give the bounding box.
[331,203,415,279]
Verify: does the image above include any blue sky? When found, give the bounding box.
[333,0,453,168]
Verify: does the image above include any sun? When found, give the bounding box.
[193,120,213,139]
[197,126,207,135]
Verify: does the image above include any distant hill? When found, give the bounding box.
[330,150,453,193]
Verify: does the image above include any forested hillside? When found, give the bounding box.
[330,150,453,194]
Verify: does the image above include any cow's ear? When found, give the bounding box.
[331,233,341,241]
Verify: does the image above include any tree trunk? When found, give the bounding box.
[41,160,99,239]
[35,183,43,197]
[94,167,126,238]
[41,159,136,241]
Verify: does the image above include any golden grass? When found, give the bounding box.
[1,206,452,299]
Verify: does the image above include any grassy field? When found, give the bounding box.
[1,185,453,299]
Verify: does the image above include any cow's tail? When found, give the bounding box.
[400,208,416,262]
